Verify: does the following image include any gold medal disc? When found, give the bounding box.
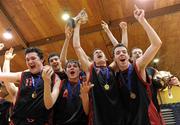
[130,92,136,99]
[32,91,37,99]
[104,84,110,90]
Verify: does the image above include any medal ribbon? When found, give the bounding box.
[120,64,133,92]
[67,80,80,99]
[99,67,110,85]
[32,75,41,93]
[94,64,110,85]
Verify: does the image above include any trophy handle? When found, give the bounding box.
[67,18,76,28]
[67,9,88,28]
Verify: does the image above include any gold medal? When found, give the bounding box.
[32,91,37,99]
[130,92,136,99]
[104,84,110,90]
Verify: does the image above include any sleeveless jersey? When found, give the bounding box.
[116,64,164,125]
[88,64,125,125]
[53,79,88,125]
[11,71,50,125]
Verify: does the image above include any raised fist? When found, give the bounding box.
[119,22,127,30]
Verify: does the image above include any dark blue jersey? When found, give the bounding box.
[53,79,88,125]
[0,99,11,125]
[11,71,50,125]
[116,64,164,125]
[116,64,150,125]
[88,64,125,125]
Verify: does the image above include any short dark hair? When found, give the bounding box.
[65,59,80,70]
[91,48,105,60]
[130,47,143,57]
[131,47,140,52]
[25,47,44,60]
[48,52,60,63]
[112,43,127,56]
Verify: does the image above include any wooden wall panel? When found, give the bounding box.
[127,11,180,77]
[0,10,22,48]
[0,0,179,76]
[154,0,180,9]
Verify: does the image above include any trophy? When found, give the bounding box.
[153,71,174,98]
[67,9,88,28]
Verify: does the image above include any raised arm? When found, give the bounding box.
[119,22,128,47]
[43,65,61,109]
[1,47,21,83]
[134,5,162,70]
[101,20,119,46]
[60,25,73,68]
[73,23,92,72]
[101,20,128,48]
[3,48,16,72]
[0,43,5,72]
[102,21,128,69]
[3,48,18,103]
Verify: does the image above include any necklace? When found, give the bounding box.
[31,75,41,99]
[96,66,111,91]
[119,64,136,99]
[67,80,80,99]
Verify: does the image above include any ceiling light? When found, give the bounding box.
[62,13,70,21]
[153,58,159,64]
[3,28,13,40]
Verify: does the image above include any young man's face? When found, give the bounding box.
[114,46,129,68]
[65,62,80,80]
[131,48,143,61]
[49,56,61,72]
[93,49,107,64]
[25,52,43,74]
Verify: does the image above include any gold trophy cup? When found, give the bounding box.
[67,9,88,28]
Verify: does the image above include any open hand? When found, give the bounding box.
[42,65,54,82]
[80,81,94,95]
[5,48,16,60]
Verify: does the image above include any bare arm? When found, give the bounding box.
[3,48,18,103]
[1,48,21,83]
[101,21,128,48]
[0,43,4,73]
[60,25,73,68]
[101,20,119,46]
[102,21,128,68]
[134,5,162,80]
[119,22,128,47]
[73,23,92,72]
[43,65,61,109]
[0,72,21,83]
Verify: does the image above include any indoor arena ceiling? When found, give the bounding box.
[0,0,180,77]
